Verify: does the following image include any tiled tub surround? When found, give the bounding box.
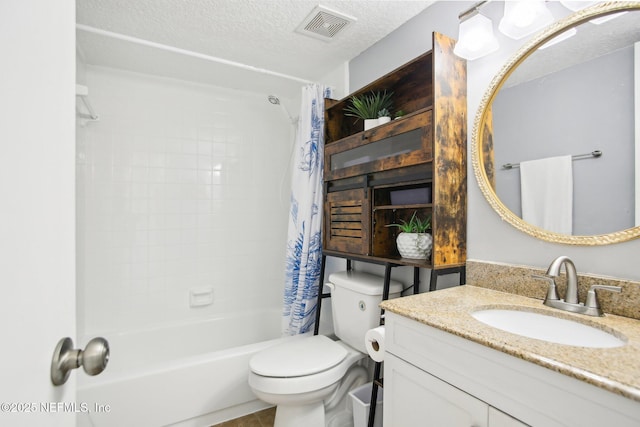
[76,66,293,336]
[381,283,640,402]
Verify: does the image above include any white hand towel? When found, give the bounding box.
[520,155,573,235]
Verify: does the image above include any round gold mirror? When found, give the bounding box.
[472,1,640,245]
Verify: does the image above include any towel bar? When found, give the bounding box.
[502,150,602,170]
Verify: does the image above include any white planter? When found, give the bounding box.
[396,232,432,260]
[378,116,391,125]
[364,118,379,130]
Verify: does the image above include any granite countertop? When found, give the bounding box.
[380,285,640,402]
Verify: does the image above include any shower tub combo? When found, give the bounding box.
[78,309,293,427]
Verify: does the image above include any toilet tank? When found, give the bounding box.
[328,271,403,354]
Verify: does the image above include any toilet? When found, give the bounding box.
[248,271,403,427]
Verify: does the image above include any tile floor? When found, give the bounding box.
[212,407,275,427]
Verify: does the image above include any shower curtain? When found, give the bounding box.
[283,83,332,335]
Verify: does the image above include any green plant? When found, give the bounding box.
[377,108,391,118]
[386,211,432,233]
[344,90,393,120]
[394,110,406,119]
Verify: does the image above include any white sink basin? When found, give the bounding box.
[471,308,626,348]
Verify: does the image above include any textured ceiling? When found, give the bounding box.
[76,0,435,99]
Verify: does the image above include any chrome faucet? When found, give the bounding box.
[533,256,621,317]
[545,256,579,304]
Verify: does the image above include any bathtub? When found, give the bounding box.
[78,309,296,427]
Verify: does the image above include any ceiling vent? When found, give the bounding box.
[295,5,356,42]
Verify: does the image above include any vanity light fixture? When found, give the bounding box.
[498,0,554,40]
[454,0,601,61]
[453,1,499,60]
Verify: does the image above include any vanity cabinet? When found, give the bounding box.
[383,312,640,427]
[322,32,467,271]
[385,354,527,427]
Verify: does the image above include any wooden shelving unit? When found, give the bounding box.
[316,32,467,427]
[322,32,467,273]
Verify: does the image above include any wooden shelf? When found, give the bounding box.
[322,31,467,272]
[325,54,434,144]
[322,249,432,269]
[325,107,434,146]
[373,204,432,210]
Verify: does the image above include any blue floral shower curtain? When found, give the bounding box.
[282,84,332,335]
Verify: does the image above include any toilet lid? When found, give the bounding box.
[250,335,347,377]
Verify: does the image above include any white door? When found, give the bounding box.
[0,1,77,426]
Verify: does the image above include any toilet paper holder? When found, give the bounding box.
[365,326,386,363]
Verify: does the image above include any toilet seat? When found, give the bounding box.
[250,335,347,377]
[248,337,364,395]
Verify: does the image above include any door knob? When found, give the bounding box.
[50,337,110,386]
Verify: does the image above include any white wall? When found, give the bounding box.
[320,62,350,100]
[347,1,640,282]
[76,66,294,337]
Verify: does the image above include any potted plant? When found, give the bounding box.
[386,211,433,260]
[377,108,391,125]
[344,90,393,130]
[394,110,406,120]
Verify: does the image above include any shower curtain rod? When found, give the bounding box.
[75,84,99,121]
[76,24,314,85]
[502,150,602,170]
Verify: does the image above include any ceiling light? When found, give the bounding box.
[454,7,499,60]
[499,1,554,40]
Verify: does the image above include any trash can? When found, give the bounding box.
[349,382,383,427]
